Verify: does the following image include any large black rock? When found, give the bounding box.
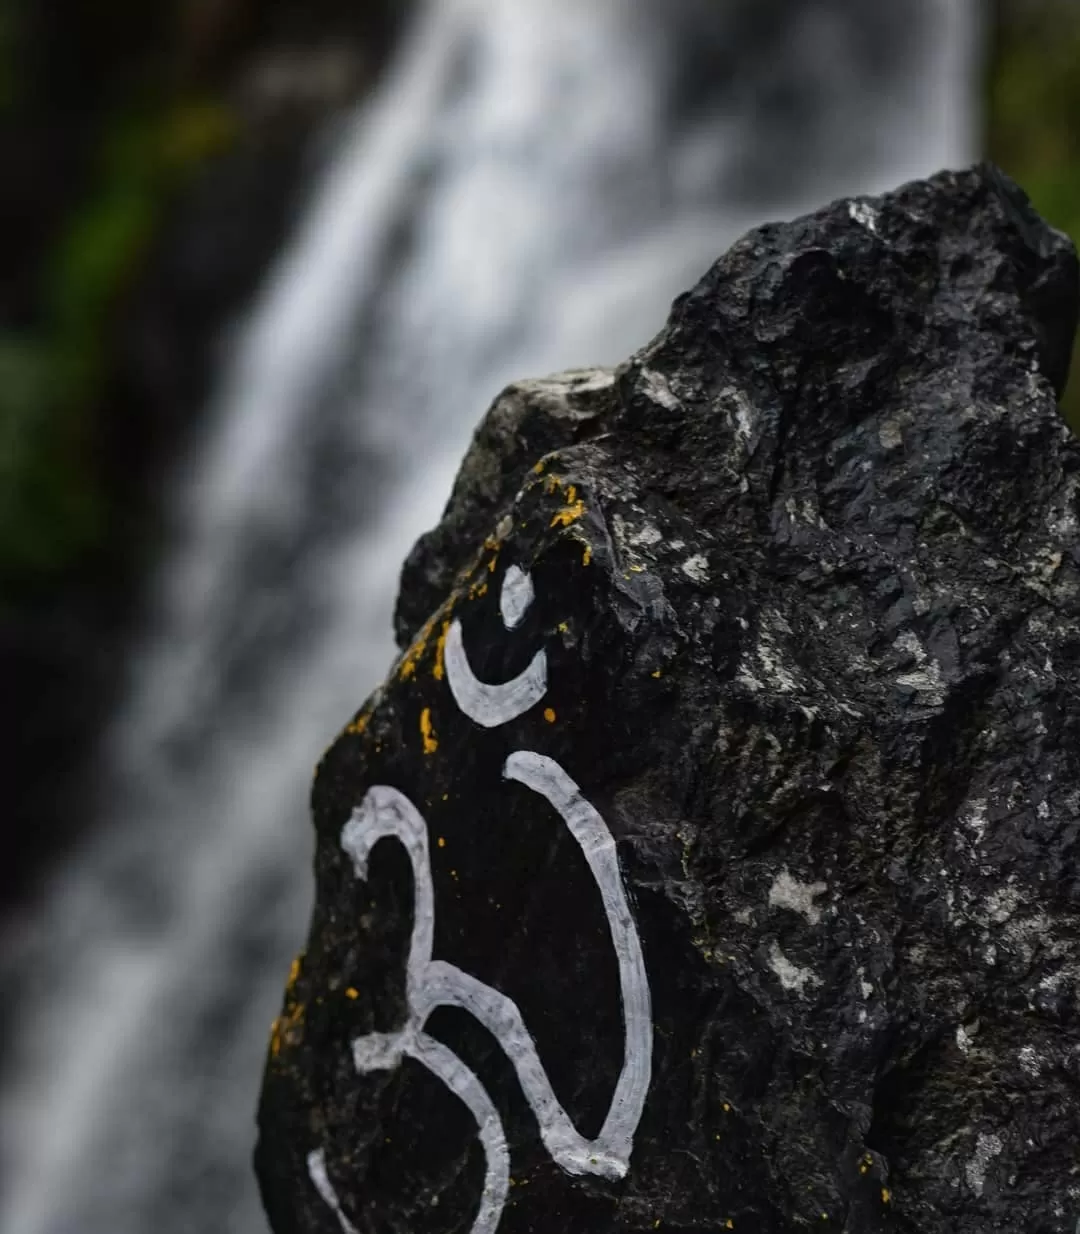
[256,166,1080,1234]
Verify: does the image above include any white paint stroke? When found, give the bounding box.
[444,617,547,727]
[503,751,652,1172]
[499,565,535,629]
[352,1030,409,1071]
[337,753,653,1232]
[307,1148,359,1234]
[416,962,618,1172]
[342,786,435,990]
[408,1032,510,1234]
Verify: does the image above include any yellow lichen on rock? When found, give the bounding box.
[433,619,451,680]
[420,706,438,754]
[269,954,307,1059]
[551,500,585,528]
[399,613,437,681]
[345,711,369,736]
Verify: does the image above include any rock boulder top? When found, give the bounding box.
[258,166,1080,1234]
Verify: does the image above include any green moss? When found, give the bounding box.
[987,0,1080,428]
[0,96,235,593]
[0,338,103,586]
[44,99,234,384]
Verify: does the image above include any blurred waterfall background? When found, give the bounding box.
[0,0,992,1230]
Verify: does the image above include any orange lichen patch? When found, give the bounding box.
[582,543,593,566]
[399,593,459,682]
[532,460,545,474]
[399,612,437,681]
[437,836,446,848]
[483,533,502,551]
[420,707,438,755]
[345,710,370,736]
[551,500,585,528]
[270,965,306,1059]
[544,473,562,494]
[565,484,577,503]
[433,619,451,680]
[543,707,556,723]
[345,987,359,1000]
[468,577,489,600]
[487,555,498,573]
[880,1188,891,1205]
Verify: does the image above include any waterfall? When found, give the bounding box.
[0,2,980,1231]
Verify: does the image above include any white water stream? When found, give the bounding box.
[0,2,979,1230]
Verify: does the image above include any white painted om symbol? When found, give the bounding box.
[308,566,653,1234]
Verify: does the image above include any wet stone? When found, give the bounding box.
[256,166,1080,1234]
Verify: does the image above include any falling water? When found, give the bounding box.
[0,1,979,1231]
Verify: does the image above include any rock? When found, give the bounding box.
[255,165,1080,1234]
[393,369,619,647]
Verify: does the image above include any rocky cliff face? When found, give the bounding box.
[256,166,1080,1233]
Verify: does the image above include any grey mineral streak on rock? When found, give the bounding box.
[955,1022,975,1055]
[1017,1044,1041,1076]
[768,868,828,925]
[848,199,880,234]
[965,1132,1003,1198]
[258,166,1080,1234]
[767,941,822,995]
[679,553,710,583]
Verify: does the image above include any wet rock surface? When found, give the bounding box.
[256,166,1080,1233]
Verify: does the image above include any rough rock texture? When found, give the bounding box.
[256,166,1080,1234]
